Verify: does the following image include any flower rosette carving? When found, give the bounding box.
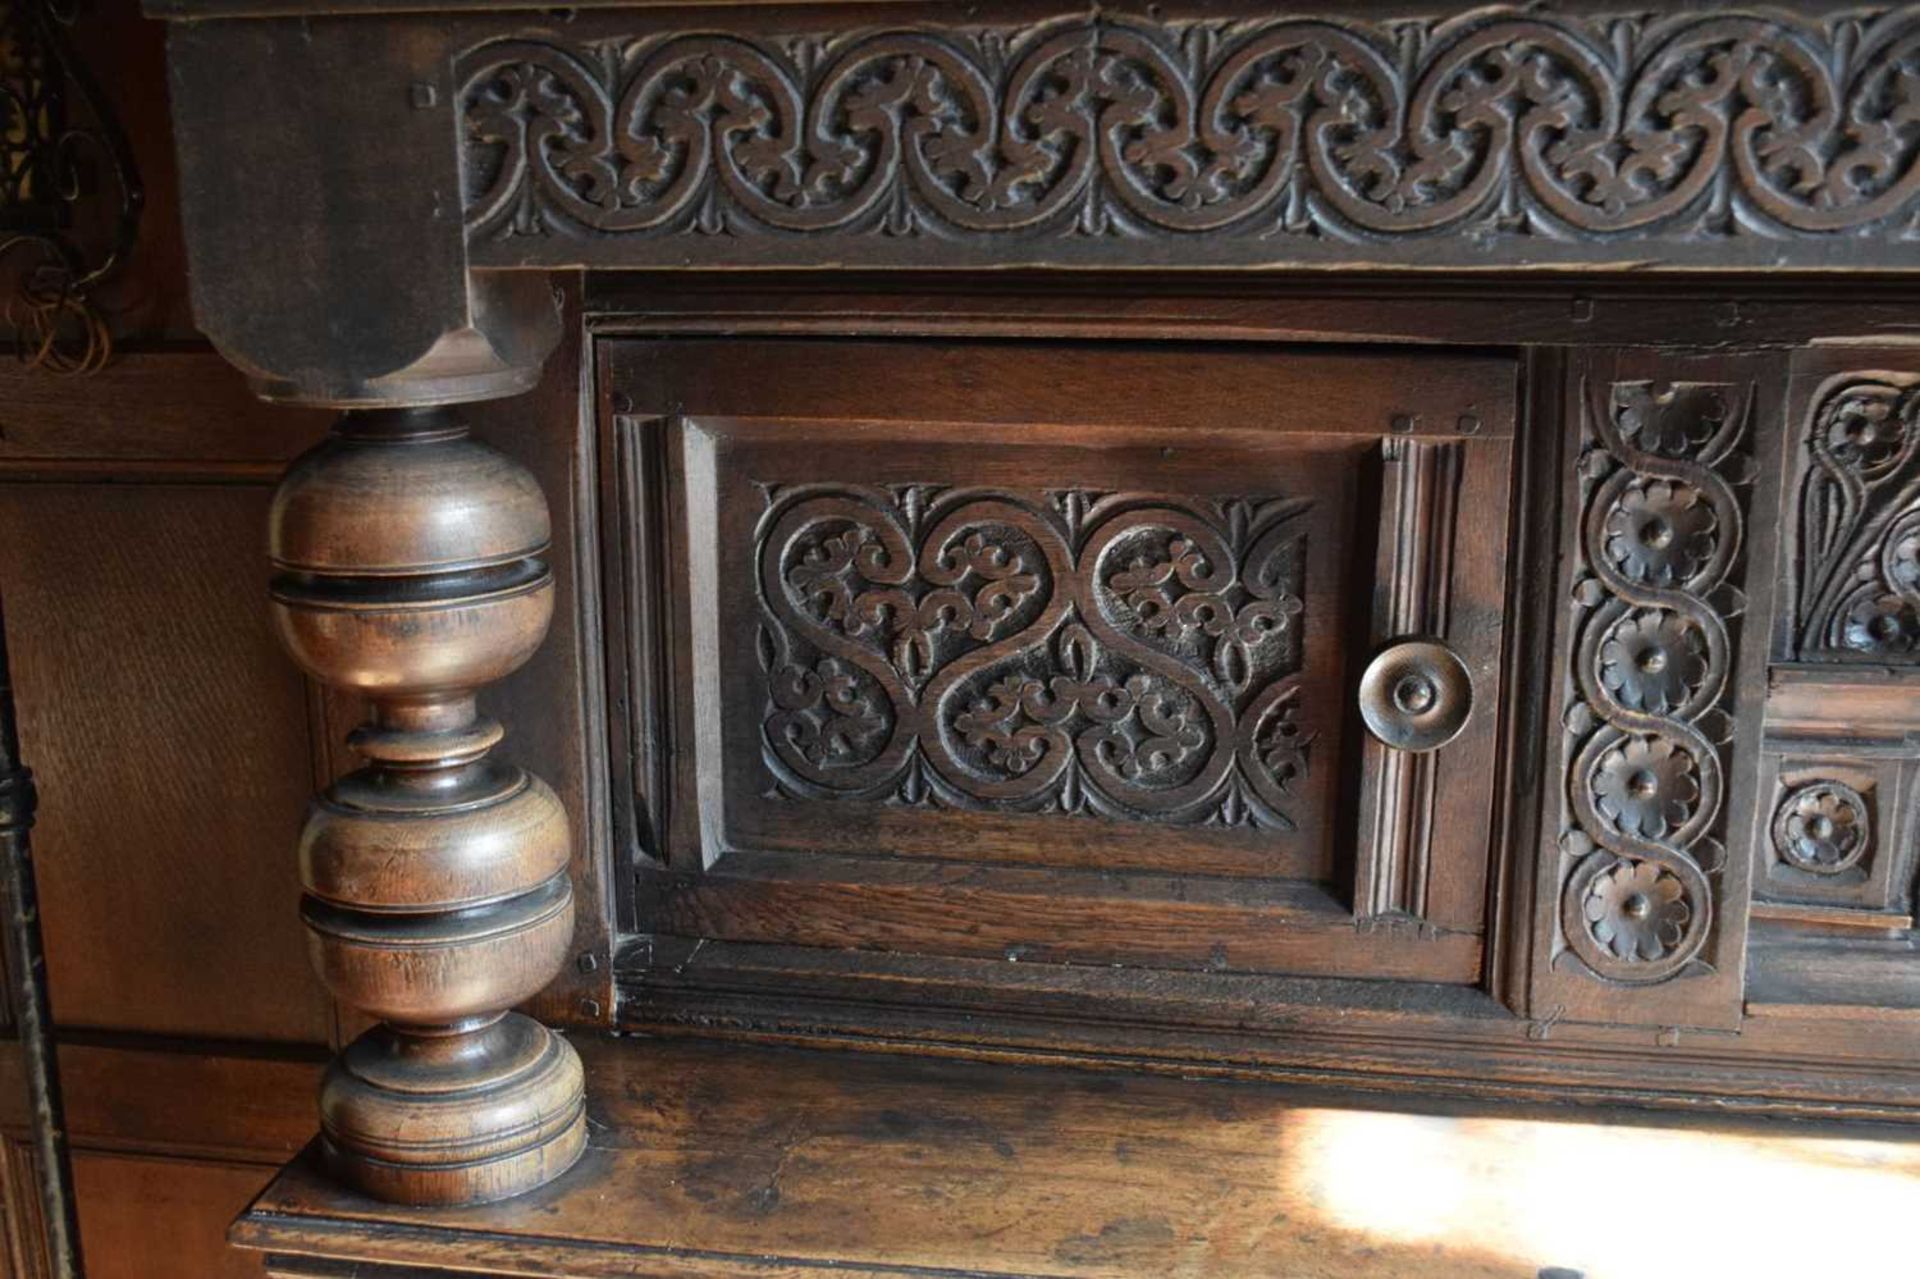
[1771,781,1871,875]
[1797,376,1920,661]
[1562,379,1751,985]
[1580,858,1694,963]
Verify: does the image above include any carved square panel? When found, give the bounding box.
[604,338,1516,981]
[1756,753,1911,914]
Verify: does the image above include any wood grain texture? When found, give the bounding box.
[618,939,1920,1121]
[0,484,332,1043]
[0,1130,51,1279]
[583,271,1920,351]
[74,1153,269,1279]
[0,353,330,472]
[233,1034,1920,1279]
[56,1043,321,1167]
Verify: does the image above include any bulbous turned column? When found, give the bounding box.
[269,405,585,1205]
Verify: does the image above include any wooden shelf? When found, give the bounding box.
[234,1035,1920,1279]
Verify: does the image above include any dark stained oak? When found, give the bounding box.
[17,0,1920,1269]
[234,1034,1920,1279]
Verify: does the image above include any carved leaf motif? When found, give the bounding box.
[459,11,1920,252]
[1795,376,1920,662]
[757,486,1311,829]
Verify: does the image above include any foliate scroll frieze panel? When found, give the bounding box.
[1539,364,1778,1030]
[460,6,1920,269]
[1791,372,1920,662]
[758,484,1313,830]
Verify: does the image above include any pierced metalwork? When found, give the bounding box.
[1,0,142,374]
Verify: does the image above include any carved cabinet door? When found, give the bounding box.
[604,338,1516,984]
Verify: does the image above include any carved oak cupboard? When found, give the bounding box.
[13,0,1920,1274]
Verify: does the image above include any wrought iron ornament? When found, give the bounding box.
[0,0,143,374]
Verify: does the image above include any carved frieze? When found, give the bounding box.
[756,485,1313,829]
[460,7,1920,268]
[1558,380,1756,986]
[1792,373,1920,661]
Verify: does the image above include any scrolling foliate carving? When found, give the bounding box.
[1559,381,1756,985]
[756,485,1312,829]
[459,8,1920,255]
[1793,374,1920,661]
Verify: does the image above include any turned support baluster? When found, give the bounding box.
[269,405,585,1205]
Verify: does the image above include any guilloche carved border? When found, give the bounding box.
[1557,378,1756,987]
[459,5,1920,269]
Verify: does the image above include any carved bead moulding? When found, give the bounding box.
[459,5,1920,269]
[1558,379,1756,986]
[757,484,1314,831]
[1792,372,1920,662]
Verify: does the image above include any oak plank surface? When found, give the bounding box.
[236,1035,1920,1279]
[0,484,332,1042]
[75,1153,270,1279]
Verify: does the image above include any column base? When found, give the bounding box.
[318,1013,586,1206]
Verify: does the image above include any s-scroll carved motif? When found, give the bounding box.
[459,9,1920,256]
[757,485,1312,828]
[1559,380,1755,985]
[1793,374,1920,660]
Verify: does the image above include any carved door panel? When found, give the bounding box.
[604,339,1514,982]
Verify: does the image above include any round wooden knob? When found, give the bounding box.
[1358,640,1472,752]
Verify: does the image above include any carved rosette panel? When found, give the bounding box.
[756,485,1312,828]
[1793,374,1920,661]
[459,8,1920,253]
[1771,780,1873,875]
[1559,381,1755,985]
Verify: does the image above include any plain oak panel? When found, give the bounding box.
[73,1152,269,1279]
[0,483,330,1042]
